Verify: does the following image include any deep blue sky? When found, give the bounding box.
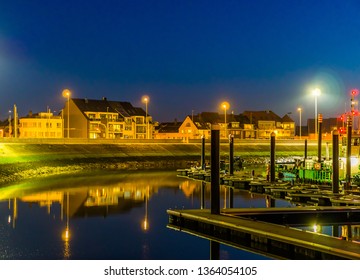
[1,0,360,123]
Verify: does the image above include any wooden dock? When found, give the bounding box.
[177,169,360,206]
[167,208,360,259]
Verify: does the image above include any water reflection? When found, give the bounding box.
[0,170,331,260]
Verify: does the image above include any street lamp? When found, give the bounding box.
[297,107,302,139]
[221,101,230,138]
[62,89,71,138]
[142,95,150,139]
[312,88,321,139]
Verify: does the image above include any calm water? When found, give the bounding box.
[0,170,299,260]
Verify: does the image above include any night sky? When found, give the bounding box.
[1,0,360,123]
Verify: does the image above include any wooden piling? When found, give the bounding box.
[210,240,220,260]
[229,188,234,208]
[270,132,276,183]
[229,134,234,175]
[201,135,205,170]
[211,124,220,215]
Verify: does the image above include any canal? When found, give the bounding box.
[2,169,357,260]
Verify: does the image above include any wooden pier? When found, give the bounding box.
[167,207,360,260]
[169,127,360,259]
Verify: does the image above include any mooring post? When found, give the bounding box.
[270,132,276,183]
[211,124,220,215]
[332,225,339,238]
[201,135,206,170]
[229,134,234,176]
[210,240,220,260]
[318,113,323,163]
[265,195,275,208]
[346,115,352,190]
[332,130,339,194]
[201,181,206,209]
[229,188,234,208]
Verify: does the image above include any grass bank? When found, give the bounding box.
[0,141,321,186]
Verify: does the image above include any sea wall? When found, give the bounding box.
[0,140,322,186]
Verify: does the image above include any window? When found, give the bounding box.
[136,117,143,124]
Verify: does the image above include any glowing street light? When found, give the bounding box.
[312,88,321,138]
[142,95,150,139]
[221,101,230,138]
[297,107,302,139]
[62,89,71,138]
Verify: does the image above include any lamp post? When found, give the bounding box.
[297,107,302,139]
[62,89,71,138]
[312,88,321,139]
[221,101,230,138]
[8,110,12,137]
[142,95,150,139]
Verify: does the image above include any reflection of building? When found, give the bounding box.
[63,97,153,139]
[13,184,154,219]
[19,111,63,138]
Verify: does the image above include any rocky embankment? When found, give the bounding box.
[0,141,317,186]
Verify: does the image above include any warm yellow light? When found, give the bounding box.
[142,219,149,231]
[312,88,321,97]
[62,227,71,241]
[221,101,230,111]
[142,95,150,104]
[62,89,71,98]
[297,107,302,112]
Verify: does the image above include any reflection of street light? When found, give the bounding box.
[62,89,71,138]
[142,95,150,139]
[312,88,321,138]
[62,191,71,258]
[297,107,302,139]
[221,101,230,138]
[142,186,149,231]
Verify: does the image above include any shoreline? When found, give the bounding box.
[0,141,320,186]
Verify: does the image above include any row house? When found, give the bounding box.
[19,111,63,138]
[243,110,295,139]
[63,98,152,139]
[155,110,295,140]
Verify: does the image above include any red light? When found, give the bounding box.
[351,89,359,96]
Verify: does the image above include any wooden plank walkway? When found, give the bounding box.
[167,208,360,259]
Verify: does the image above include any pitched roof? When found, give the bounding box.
[72,98,146,117]
[282,114,294,122]
[193,112,222,123]
[157,122,182,133]
[243,110,283,123]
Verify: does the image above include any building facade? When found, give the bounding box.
[155,110,295,140]
[19,111,63,138]
[63,98,152,139]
